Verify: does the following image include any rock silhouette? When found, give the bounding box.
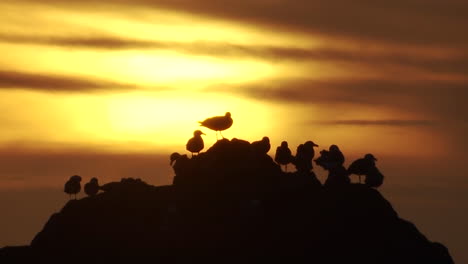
[64,175,81,200]
[169,152,181,166]
[0,138,452,263]
[198,112,233,139]
[186,130,205,157]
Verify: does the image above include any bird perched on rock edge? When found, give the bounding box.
[84,177,100,197]
[64,175,82,200]
[328,144,345,166]
[186,130,205,157]
[348,153,377,183]
[251,136,271,155]
[198,112,233,139]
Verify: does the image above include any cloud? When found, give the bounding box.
[154,0,468,47]
[212,78,468,123]
[16,0,468,48]
[0,34,164,50]
[0,70,138,92]
[2,33,467,76]
[308,119,435,127]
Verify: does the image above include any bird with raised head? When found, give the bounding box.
[186,130,205,157]
[199,112,233,139]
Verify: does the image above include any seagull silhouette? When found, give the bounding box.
[275,141,293,171]
[84,177,99,197]
[186,130,205,157]
[251,136,271,155]
[64,175,82,200]
[328,144,345,166]
[348,153,377,183]
[199,112,233,139]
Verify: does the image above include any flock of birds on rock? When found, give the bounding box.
[64,112,384,199]
[64,176,148,200]
[64,176,100,199]
[178,112,383,187]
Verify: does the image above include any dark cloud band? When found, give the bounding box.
[0,70,137,92]
[2,33,467,75]
[308,119,435,127]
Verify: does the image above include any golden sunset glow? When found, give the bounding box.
[1,1,467,261]
[1,0,463,159]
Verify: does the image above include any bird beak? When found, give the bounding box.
[170,160,175,166]
[374,157,378,161]
[313,143,319,147]
[202,132,206,135]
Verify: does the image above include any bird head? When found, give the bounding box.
[281,141,288,147]
[305,141,319,148]
[194,130,205,136]
[329,145,339,152]
[170,152,181,165]
[365,153,377,161]
[225,112,231,117]
[70,175,82,182]
[90,177,98,184]
[262,136,270,143]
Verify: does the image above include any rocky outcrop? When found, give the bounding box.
[0,139,453,263]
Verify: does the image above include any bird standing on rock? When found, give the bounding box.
[275,141,293,171]
[348,153,378,183]
[84,177,100,197]
[328,145,345,166]
[186,130,205,157]
[294,141,319,172]
[199,112,233,139]
[64,175,82,200]
[303,141,319,160]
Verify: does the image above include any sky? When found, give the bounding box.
[0,0,467,261]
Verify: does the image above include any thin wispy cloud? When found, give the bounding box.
[2,33,467,76]
[16,0,468,48]
[308,119,435,127]
[0,70,139,92]
[0,34,164,50]
[211,78,468,124]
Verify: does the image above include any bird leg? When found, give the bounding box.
[220,131,224,139]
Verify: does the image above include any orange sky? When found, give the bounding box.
[1,0,467,262]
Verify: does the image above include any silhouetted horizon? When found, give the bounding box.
[0,137,453,263]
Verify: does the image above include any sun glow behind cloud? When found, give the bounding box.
[0,0,457,159]
[0,1,297,153]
